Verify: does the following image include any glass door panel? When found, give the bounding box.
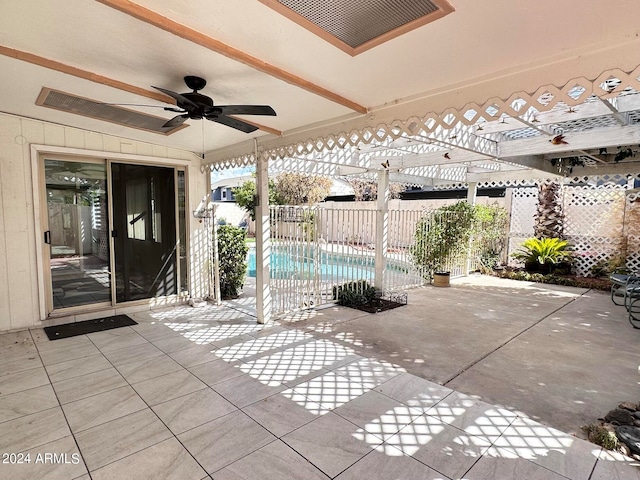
[111,163,177,302]
[44,160,111,309]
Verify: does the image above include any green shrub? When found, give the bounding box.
[333,280,377,307]
[217,225,249,299]
[512,237,572,274]
[411,201,476,277]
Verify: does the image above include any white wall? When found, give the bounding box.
[0,113,207,332]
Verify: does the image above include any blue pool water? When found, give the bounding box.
[246,247,374,281]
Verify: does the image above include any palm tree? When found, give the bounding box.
[534,180,564,239]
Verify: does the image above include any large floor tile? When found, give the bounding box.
[38,342,101,366]
[33,333,92,351]
[333,358,405,389]
[0,330,33,347]
[75,409,172,471]
[52,368,127,404]
[335,447,446,480]
[152,388,237,435]
[0,367,50,397]
[151,335,202,353]
[214,439,329,480]
[333,390,422,440]
[590,450,640,480]
[214,329,312,363]
[488,416,598,480]
[44,353,112,383]
[189,359,245,386]
[62,385,147,432]
[167,343,220,368]
[90,437,207,480]
[460,454,569,480]
[131,369,207,406]
[115,354,184,384]
[0,336,37,356]
[101,342,164,367]
[89,329,148,352]
[283,371,371,414]
[374,373,453,414]
[0,435,87,480]
[242,393,322,437]
[238,350,332,387]
[178,410,275,473]
[281,411,375,478]
[0,406,70,453]
[0,351,42,377]
[425,391,516,443]
[381,415,489,480]
[0,384,59,423]
[212,373,286,408]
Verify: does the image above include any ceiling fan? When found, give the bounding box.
[152,75,276,132]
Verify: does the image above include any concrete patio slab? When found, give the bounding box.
[0,275,638,479]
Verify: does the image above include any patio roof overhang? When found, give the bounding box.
[204,61,640,187]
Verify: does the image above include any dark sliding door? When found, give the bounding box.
[111,163,177,302]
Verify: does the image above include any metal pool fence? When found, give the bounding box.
[267,205,478,316]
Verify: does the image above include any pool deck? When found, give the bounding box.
[0,275,638,479]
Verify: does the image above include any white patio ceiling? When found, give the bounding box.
[2,1,640,183]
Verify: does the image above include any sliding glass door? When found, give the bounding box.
[44,160,111,308]
[43,158,186,314]
[111,163,177,302]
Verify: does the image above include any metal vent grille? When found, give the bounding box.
[265,0,452,54]
[36,88,187,135]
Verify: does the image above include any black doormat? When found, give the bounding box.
[44,315,137,340]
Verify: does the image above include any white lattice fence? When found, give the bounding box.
[563,185,626,276]
[624,191,640,273]
[507,187,537,261]
[506,176,639,276]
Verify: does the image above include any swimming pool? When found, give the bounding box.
[246,247,375,282]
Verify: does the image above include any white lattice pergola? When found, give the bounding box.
[203,64,640,187]
[204,65,640,323]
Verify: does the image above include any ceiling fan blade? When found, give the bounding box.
[162,114,189,128]
[208,115,258,133]
[216,105,276,116]
[152,86,199,110]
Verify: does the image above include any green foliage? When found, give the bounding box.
[473,203,509,272]
[216,225,249,299]
[590,254,626,278]
[333,280,377,307]
[232,178,278,221]
[512,237,572,274]
[274,173,332,205]
[582,424,619,450]
[493,270,611,291]
[410,201,476,277]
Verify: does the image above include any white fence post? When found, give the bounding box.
[255,152,272,324]
[375,170,389,291]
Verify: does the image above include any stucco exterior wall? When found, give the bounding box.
[0,113,207,332]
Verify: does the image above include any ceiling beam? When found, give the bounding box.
[96,0,368,114]
[0,44,281,136]
[468,169,561,183]
[0,45,169,103]
[598,97,628,126]
[499,125,640,158]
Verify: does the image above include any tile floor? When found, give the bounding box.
[0,285,639,479]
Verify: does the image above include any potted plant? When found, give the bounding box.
[410,202,476,287]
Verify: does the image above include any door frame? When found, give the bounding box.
[31,144,192,320]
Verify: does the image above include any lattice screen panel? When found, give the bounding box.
[204,64,640,173]
[506,176,640,275]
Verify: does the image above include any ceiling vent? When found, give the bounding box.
[36,88,187,135]
[260,0,454,55]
